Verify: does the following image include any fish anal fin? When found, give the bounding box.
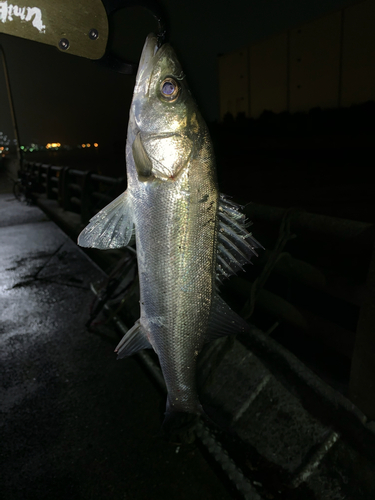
[77,190,134,249]
[205,295,250,342]
[115,320,152,358]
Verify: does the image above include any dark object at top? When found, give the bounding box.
[100,0,167,74]
[0,0,167,74]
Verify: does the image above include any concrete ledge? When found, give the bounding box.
[34,195,375,499]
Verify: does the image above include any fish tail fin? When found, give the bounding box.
[162,403,232,444]
[162,411,200,444]
[161,398,204,443]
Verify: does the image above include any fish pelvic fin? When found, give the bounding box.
[205,294,250,342]
[216,193,263,283]
[115,320,152,358]
[77,190,134,249]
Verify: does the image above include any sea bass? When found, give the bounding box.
[78,34,261,428]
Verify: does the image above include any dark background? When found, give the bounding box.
[0,0,357,149]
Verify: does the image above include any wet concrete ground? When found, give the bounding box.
[0,193,233,500]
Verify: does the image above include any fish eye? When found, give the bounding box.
[160,78,180,101]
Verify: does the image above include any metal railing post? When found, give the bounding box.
[46,165,53,199]
[81,170,93,224]
[61,166,72,211]
[0,45,22,167]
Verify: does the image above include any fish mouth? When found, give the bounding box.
[129,34,160,141]
[134,33,160,95]
[131,33,166,133]
[134,33,172,95]
[130,33,170,142]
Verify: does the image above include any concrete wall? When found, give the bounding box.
[341,0,375,106]
[218,49,249,118]
[250,32,288,118]
[289,11,342,113]
[219,0,375,119]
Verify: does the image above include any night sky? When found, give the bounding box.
[0,0,356,148]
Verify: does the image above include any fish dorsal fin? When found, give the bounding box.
[115,320,152,358]
[206,295,250,341]
[78,191,134,249]
[216,194,263,282]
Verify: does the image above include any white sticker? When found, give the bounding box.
[0,2,45,33]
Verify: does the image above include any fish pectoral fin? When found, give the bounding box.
[77,190,134,249]
[205,295,250,342]
[115,320,152,358]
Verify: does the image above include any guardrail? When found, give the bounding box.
[18,157,375,498]
[24,161,126,224]
[21,159,375,422]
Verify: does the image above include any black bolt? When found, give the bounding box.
[89,29,99,40]
[59,38,69,50]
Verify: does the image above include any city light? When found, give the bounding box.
[79,143,98,149]
[0,130,10,147]
[0,135,100,152]
[46,143,61,149]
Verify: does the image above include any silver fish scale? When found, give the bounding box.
[78,34,261,421]
[130,135,218,414]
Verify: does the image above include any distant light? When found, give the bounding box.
[20,146,25,150]
[81,144,86,148]
[86,143,91,148]
[94,143,98,148]
[29,148,34,152]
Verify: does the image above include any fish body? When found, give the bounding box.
[78,34,261,423]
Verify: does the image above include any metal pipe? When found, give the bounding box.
[245,203,373,242]
[0,45,22,166]
[91,173,124,183]
[69,169,87,176]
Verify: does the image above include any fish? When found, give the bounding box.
[78,33,262,437]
